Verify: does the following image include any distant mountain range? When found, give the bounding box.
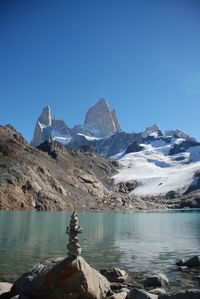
[31,98,121,147]
[1,125,171,211]
[1,99,200,211]
[30,99,200,199]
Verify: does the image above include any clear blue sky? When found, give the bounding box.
[1,0,200,142]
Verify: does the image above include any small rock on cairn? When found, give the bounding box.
[66,210,83,258]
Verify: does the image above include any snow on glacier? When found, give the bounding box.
[77,133,102,141]
[51,130,72,144]
[113,139,200,197]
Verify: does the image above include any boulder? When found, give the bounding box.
[107,291,128,299]
[99,268,128,282]
[127,288,158,299]
[144,274,169,288]
[0,282,12,298]
[150,289,166,295]
[176,256,200,268]
[158,289,200,298]
[11,256,110,299]
[0,282,12,295]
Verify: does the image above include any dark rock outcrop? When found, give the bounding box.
[125,142,144,154]
[165,129,197,142]
[69,131,143,157]
[144,274,169,289]
[176,256,200,268]
[99,268,128,283]
[169,140,199,156]
[115,181,137,193]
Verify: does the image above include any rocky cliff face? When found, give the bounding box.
[84,98,121,137]
[68,131,143,157]
[39,106,52,126]
[1,125,200,210]
[0,125,141,211]
[31,114,71,147]
[31,106,52,147]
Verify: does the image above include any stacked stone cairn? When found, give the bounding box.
[66,210,83,258]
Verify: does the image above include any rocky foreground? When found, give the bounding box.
[1,256,200,299]
[0,211,200,299]
[1,125,200,211]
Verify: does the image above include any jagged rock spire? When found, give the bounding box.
[39,106,52,127]
[66,211,83,258]
[31,106,52,147]
[84,98,121,137]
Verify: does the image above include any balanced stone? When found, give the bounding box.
[66,210,83,257]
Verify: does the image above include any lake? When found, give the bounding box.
[0,209,200,291]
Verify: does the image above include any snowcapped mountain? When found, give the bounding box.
[31,99,200,199]
[113,132,200,198]
[31,99,121,147]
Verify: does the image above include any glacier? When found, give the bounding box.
[113,137,200,197]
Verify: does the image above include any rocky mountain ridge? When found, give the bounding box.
[31,98,121,147]
[31,99,198,159]
[29,99,200,201]
[1,125,157,211]
[1,125,200,210]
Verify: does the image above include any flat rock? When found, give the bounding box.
[0,282,12,295]
[11,256,110,299]
[127,288,158,299]
[107,291,128,299]
[150,288,166,295]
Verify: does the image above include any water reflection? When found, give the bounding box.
[0,210,200,291]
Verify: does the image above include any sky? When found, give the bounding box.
[1,0,200,142]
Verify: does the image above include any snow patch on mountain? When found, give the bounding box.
[77,133,102,141]
[113,138,200,197]
[51,130,72,144]
[165,129,197,142]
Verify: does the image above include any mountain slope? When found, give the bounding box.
[113,133,200,198]
[1,126,200,210]
[0,125,122,211]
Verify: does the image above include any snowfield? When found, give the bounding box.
[51,130,72,145]
[113,139,200,197]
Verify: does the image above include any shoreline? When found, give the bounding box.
[1,255,200,298]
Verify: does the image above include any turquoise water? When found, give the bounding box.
[0,210,200,291]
